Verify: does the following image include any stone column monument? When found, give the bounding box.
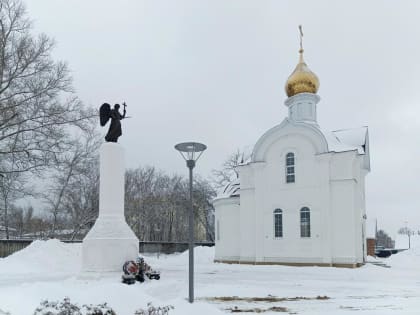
[82,103,138,272]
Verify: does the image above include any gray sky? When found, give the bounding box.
[24,0,420,237]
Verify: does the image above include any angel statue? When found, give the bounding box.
[99,102,127,142]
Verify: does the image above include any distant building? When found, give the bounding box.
[213,39,370,268]
[366,238,376,256]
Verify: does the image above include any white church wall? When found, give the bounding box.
[237,163,255,189]
[329,151,361,264]
[252,162,272,263]
[353,156,367,263]
[232,163,258,262]
[329,151,357,180]
[330,179,358,264]
[239,167,258,262]
[214,197,240,261]
[253,131,330,263]
[261,194,325,263]
[361,169,368,260]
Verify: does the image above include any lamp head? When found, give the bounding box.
[175,142,207,168]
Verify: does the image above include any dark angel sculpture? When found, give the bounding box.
[100,102,127,142]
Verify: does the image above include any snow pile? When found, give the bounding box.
[147,246,215,269]
[394,233,420,249]
[0,239,81,275]
[180,246,215,264]
[387,236,420,270]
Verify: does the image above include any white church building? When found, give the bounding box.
[213,42,370,268]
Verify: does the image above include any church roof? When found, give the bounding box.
[323,127,368,154]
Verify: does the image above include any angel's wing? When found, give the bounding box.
[99,103,111,126]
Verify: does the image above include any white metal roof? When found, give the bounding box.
[326,127,368,154]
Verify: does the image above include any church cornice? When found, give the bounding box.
[251,118,329,162]
[212,195,240,206]
[284,92,320,107]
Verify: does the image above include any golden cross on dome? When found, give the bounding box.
[299,25,304,53]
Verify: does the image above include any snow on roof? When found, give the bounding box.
[214,178,240,200]
[323,127,368,154]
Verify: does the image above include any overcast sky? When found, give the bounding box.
[24,0,420,237]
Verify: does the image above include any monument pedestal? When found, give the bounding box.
[82,143,138,272]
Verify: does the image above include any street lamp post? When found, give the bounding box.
[174,142,207,303]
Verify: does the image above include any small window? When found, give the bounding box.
[216,220,220,241]
[286,152,295,183]
[300,207,311,237]
[274,209,283,238]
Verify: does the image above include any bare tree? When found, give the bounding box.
[9,204,33,237]
[125,166,158,239]
[0,0,96,177]
[42,128,101,238]
[124,166,215,242]
[376,229,395,249]
[25,214,50,238]
[193,177,216,242]
[0,131,33,238]
[398,226,415,249]
[63,155,100,240]
[211,148,251,189]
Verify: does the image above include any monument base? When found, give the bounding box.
[82,215,139,272]
[81,143,138,273]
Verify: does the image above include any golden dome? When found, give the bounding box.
[285,49,319,97]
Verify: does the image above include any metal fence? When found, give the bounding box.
[0,239,32,258]
[139,241,214,254]
[0,239,214,258]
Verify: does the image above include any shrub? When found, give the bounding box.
[134,303,174,315]
[83,303,116,315]
[33,298,82,315]
[33,298,116,315]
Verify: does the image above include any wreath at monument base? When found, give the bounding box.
[122,257,160,285]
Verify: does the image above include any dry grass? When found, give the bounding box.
[205,295,330,303]
[203,295,330,314]
[226,306,289,313]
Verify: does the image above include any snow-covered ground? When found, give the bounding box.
[0,237,419,315]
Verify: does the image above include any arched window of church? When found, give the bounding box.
[286,152,295,183]
[300,207,311,237]
[273,209,283,238]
